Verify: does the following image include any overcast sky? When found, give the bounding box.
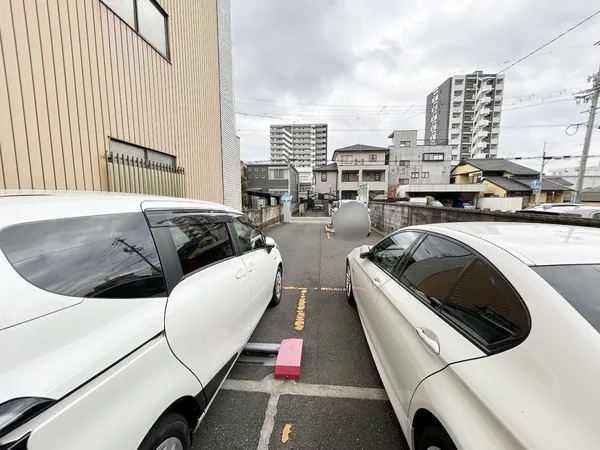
[231,0,600,174]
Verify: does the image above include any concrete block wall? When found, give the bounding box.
[247,205,284,229]
[370,202,600,234]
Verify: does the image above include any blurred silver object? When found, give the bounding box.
[332,201,371,240]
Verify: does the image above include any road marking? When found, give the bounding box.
[327,231,330,239]
[223,374,388,401]
[281,424,292,443]
[284,286,344,292]
[294,289,307,331]
[257,393,280,450]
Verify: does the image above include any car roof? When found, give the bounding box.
[0,190,239,228]
[407,222,600,266]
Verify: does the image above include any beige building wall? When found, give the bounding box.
[0,0,224,203]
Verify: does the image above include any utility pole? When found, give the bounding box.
[535,142,547,205]
[573,61,600,203]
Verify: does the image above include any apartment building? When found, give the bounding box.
[244,162,299,204]
[0,0,241,209]
[270,122,328,190]
[387,130,452,186]
[332,144,388,200]
[425,71,505,161]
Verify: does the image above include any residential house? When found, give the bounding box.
[0,0,241,209]
[314,163,338,199]
[297,166,315,200]
[451,159,572,207]
[332,145,389,200]
[244,162,299,207]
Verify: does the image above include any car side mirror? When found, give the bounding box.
[265,236,276,253]
[359,244,372,259]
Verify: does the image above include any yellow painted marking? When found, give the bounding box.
[285,286,344,292]
[294,289,307,330]
[281,423,292,443]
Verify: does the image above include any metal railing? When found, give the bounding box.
[107,152,185,197]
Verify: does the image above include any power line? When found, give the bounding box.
[498,9,600,73]
[237,124,576,132]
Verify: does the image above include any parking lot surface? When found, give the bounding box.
[193,211,409,449]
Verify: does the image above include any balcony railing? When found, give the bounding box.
[108,152,185,197]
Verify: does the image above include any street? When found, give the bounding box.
[192,212,409,449]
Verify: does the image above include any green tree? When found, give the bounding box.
[241,172,249,207]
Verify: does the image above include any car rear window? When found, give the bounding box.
[0,213,166,298]
[533,265,600,333]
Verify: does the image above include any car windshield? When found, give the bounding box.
[533,265,600,333]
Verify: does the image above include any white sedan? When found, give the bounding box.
[345,222,600,450]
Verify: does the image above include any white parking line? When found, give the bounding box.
[223,374,388,401]
[256,393,280,450]
[225,375,388,450]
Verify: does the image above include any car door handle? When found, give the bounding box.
[371,277,381,287]
[247,264,255,273]
[416,328,440,355]
[236,269,247,279]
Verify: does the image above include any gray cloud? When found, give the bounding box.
[232,0,600,169]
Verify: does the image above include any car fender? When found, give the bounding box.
[409,365,525,450]
[1,335,203,450]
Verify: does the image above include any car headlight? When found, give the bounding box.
[0,397,54,438]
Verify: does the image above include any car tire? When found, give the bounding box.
[269,266,283,307]
[417,424,457,450]
[138,413,191,450]
[345,262,355,306]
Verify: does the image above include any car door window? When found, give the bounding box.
[444,259,529,349]
[398,235,474,308]
[370,231,421,274]
[166,215,235,275]
[233,216,266,253]
[0,213,166,298]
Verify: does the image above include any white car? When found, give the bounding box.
[345,222,600,450]
[0,192,283,450]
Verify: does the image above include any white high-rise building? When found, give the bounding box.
[270,123,328,168]
[425,71,505,161]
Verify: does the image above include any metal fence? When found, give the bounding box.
[107,152,185,197]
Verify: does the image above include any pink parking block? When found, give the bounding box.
[274,338,303,379]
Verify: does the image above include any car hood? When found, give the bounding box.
[0,297,166,405]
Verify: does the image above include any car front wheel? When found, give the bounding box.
[138,413,191,450]
[417,424,457,450]
[269,266,283,307]
[345,262,355,305]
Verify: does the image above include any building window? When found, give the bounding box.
[399,141,411,147]
[399,178,409,184]
[321,172,327,182]
[255,168,258,171]
[101,0,169,58]
[110,139,174,167]
[268,168,288,180]
[399,160,410,166]
[342,173,351,182]
[423,153,445,161]
[411,172,419,179]
[421,172,429,178]
[369,154,377,162]
[374,173,381,181]
[341,155,353,165]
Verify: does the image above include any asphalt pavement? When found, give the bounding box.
[192,210,409,450]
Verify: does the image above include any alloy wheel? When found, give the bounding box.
[156,437,183,450]
[276,270,282,299]
[345,266,351,297]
